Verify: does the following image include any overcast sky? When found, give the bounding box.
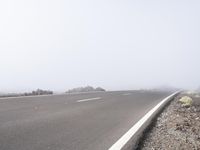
[0,0,200,92]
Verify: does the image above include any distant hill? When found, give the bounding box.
[0,89,53,98]
[66,86,106,93]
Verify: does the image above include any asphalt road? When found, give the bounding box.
[0,90,172,150]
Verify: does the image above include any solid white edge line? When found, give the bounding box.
[77,97,101,102]
[109,91,179,150]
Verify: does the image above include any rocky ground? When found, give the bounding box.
[138,91,200,150]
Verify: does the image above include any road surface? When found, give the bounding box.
[0,90,172,150]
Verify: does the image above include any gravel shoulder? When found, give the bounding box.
[138,92,200,150]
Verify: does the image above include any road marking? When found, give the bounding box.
[77,97,101,102]
[109,91,179,150]
[122,93,131,96]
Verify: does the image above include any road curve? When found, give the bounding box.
[0,90,172,150]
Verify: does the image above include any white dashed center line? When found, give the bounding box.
[77,97,101,103]
[122,93,131,96]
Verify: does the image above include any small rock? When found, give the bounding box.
[196,135,200,141]
[179,96,193,107]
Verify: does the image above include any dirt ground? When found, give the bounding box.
[138,92,200,150]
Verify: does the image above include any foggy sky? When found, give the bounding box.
[0,0,200,92]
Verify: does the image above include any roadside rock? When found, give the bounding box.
[179,96,193,107]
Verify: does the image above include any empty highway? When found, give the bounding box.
[0,90,172,150]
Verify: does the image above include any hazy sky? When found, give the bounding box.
[0,0,200,92]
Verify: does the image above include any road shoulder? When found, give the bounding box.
[138,92,200,149]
